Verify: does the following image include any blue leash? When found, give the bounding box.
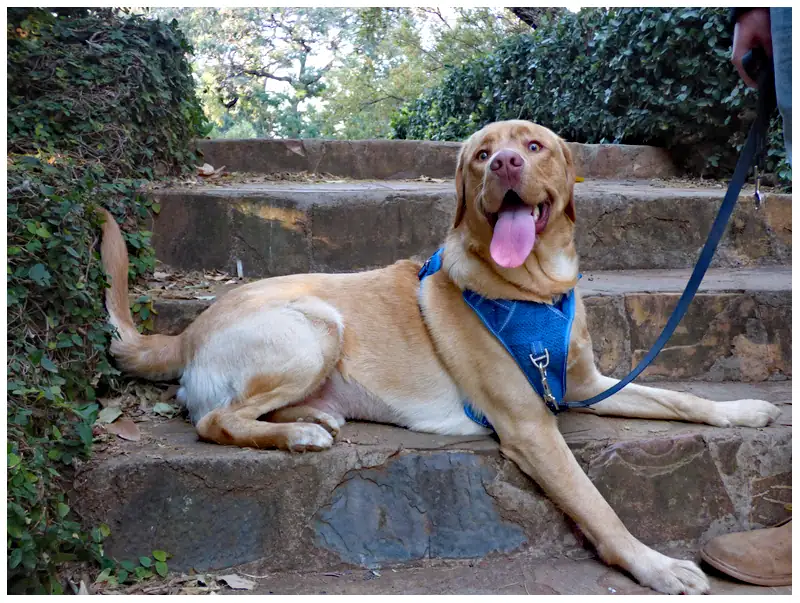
[561,49,778,411]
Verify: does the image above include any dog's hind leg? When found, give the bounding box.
[197,404,335,451]
[188,296,345,450]
[267,405,345,437]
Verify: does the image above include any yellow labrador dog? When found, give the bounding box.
[99,120,780,594]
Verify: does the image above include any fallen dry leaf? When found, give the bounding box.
[97,406,123,424]
[98,395,124,409]
[161,384,180,402]
[285,141,305,157]
[217,574,256,591]
[153,402,177,417]
[106,419,141,441]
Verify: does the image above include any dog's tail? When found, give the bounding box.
[98,208,185,381]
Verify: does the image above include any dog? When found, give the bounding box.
[99,120,781,594]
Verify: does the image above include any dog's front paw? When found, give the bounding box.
[708,399,782,428]
[629,549,710,595]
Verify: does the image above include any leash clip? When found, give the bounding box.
[530,349,558,410]
[753,166,764,209]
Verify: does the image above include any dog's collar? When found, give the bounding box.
[418,248,571,306]
[417,247,445,281]
[418,248,579,428]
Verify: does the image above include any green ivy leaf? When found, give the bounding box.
[152,550,168,562]
[40,356,58,373]
[8,453,21,468]
[155,561,168,577]
[28,263,51,286]
[9,548,23,569]
[7,523,24,539]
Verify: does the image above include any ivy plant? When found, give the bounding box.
[7,7,209,593]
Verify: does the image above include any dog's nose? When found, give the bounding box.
[490,150,524,188]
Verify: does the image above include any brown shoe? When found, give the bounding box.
[701,518,792,586]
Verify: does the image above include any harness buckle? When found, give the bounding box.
[530,349,559,411]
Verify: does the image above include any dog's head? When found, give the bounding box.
[453,120,576,270]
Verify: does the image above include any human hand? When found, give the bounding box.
[731,8,772,88]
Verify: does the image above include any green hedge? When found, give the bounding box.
[392,7,789,181]
[7,8,208,593]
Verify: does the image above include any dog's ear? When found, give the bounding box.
[559,138,576,223]
[453,144,468,229]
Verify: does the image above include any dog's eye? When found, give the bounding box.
[528,141,542,152]
[477,150,489,161]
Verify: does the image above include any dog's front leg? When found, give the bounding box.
[565,319,781,427]
[566,370,781,427]
[565,296,781,427]
[496,413,710,594]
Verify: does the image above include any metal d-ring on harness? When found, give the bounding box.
[558,47,778,413]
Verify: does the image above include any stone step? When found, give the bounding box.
[221,556,791,596]
[149,179,791,276]
[74,381,791,577]
[142,267,791,383]
[195,138,678,181]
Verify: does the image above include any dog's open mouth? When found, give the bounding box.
[487,191,550,269]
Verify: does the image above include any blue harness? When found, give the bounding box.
[418,248,577,429]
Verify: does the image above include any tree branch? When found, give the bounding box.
[360,94,406,108]
[510,7,565,30]
[510,8,541,30]
[241,69,294,83]
[419,7,451,30]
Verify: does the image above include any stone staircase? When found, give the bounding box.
[75,138,792,594]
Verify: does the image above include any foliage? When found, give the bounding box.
[154,7,530,139]
[7,8,207,593]
[318,8,530,139]
[152,7,350,138]
[392,7,790,181]
[94,550,172,586]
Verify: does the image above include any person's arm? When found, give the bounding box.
[730,8,772,88]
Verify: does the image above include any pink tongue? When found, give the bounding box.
[490,205,536,268]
